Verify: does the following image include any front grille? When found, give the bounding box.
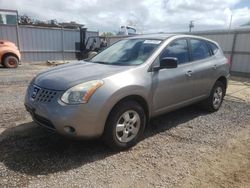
[28,84,58,103]
[35,88,57,103]
[33,113,56,130]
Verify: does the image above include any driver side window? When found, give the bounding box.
[160,39,190,64]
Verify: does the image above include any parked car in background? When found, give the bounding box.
[0,40,21,68]
[25,34,230,150]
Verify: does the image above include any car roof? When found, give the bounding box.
[129,33,215,42]
[129,33,176,40]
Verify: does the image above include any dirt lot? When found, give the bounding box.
[0,63,250,188]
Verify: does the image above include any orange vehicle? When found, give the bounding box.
[0,40,21,68]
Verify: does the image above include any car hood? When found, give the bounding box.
[33,61,132,90]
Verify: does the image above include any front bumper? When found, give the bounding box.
[24,85,108,139]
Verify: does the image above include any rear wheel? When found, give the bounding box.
[103,101,146,150]
[200,81,226,112]
[3,55,19,68]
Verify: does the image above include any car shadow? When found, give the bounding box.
[0,105,209,176]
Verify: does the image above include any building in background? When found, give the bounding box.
[0,9,18,25]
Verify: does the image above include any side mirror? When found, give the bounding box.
[159,57,178,69]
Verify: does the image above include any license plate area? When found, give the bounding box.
[25,104,36,117]
[25,104,55,130]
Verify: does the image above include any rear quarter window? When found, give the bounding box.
[207,41,219,55]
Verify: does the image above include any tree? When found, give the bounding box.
[101,32,114,37]
[18,15,33,24]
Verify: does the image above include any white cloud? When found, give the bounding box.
[0,0,249,33]
[231,7,250,26]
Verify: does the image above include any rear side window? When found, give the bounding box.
[190,39,210,61]
[160,39,189,64]
[207,41,219,55]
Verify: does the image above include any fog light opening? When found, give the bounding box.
[64,126,76,134]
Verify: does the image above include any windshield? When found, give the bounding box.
[90,39,162,65]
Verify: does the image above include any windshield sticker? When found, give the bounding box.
[143,40,161,44]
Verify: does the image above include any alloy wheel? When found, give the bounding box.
[213,86,223,109]
[115,110,141,143]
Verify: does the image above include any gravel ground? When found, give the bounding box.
[0,63,250,187]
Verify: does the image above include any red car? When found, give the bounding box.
[0,40,21,68]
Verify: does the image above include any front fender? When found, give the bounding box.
[87,84,151,135]
[0,48,21,61]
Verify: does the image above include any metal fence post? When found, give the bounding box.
[61,26,65,62]
[230,32,237,72]
[15,10,21,51]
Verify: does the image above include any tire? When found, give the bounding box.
[200,81,226,112]
[103,101,146,151]
[3,55,19,68]
[87,51,97,58]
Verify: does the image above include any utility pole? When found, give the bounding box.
[189,20,194,32]
[229,14,233,30]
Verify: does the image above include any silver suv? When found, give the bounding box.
[25,34,230,150]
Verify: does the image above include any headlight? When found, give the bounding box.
[61,80,104,104]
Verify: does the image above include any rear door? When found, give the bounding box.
[188,38,215,97]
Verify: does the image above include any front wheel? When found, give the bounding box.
[200,81,226,112]
[3,55,19,68]
[103,101,146,151]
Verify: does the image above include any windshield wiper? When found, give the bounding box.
[89,61,136,66]
[90,61,110,65]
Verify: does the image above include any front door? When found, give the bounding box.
[152,38,195,114]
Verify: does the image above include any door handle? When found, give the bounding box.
[213,64,217,70]
[186,70,193,77]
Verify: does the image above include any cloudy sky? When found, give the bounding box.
[1,0,250,33]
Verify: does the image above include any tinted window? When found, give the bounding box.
[160,39,189,64]
[190,39,210,61]
[207,41,219,55]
